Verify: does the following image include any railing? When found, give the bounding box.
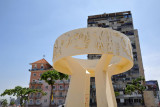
[36,103,42,105]
[36,95,42,98]
[118,103,142,106]
[28,102,34,105]
[28,102,42,105]
[53,95,65,98]
[29,95,35,99]
[88,22,97,24]
[30,81,43,85]
[123,94,142,98]
[29,68,47,71]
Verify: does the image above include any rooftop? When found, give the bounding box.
[88,11,131,19]
[30,58,51,65]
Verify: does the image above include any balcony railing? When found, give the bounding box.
[28,103,42,105]
[29,95,35,99]
[36,95,42,98]
[30,81,43,85]
[28,102,34,105]
[36,103,42,105]
[29,68,48,71]
[53,95,65,98]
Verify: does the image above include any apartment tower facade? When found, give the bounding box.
[87,11,145,107]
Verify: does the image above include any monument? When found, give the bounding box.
[53,27,133,107]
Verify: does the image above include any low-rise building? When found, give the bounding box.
[28,58,69,107]
[145,80,160,106]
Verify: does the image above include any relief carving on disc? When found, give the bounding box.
[96,30,113,54]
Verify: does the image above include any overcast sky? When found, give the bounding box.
[0,0,160,99]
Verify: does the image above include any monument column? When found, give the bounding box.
[64,57,90,107]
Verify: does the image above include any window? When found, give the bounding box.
[128,14,132,18]
[37,93,41,97]
[53,85,56,90]
[59,100,63,104]
[31,86,34,89]
[40,73,42,77]
[33,73,36,76]
[45,86,48,89]
[92,84,95,88]
[34,64,37,69]
[53,92,56,96]
[59,92,63,97]
[41,64,44,69]
[59,85,63,90]
[37,86,41,89]
[30,93,34,98]
[68,79,70,83]
[29,100,33,104]
[36,99,40,104]
[44,99,47,103]
[134,99,139,103]
[132,43,136,49]
[60,80,63,83]
[51,100,54,104]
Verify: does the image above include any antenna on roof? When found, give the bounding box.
[43,55,45,58]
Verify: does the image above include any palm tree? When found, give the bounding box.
[40,69,68,106]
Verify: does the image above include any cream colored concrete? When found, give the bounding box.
[53,27,133,107]
[144,91,156,107]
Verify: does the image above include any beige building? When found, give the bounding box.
[87,11,145,107]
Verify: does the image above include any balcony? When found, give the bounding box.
[36,103,42,105]
[30,81,43,85]
[53,95,65,98]
[29,68,47,71]
[123,94,142,98]
[88,22,97,24]
[121,22,132,26]
[35,95,42,98]
[28,102,34,105]
[29,95,35,99]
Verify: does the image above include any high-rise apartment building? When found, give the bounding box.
[28,58,69,107]
[87,11,145,107]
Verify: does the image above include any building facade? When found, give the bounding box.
[28,58,69,107]
[146,80,160,106]
[87,11,145,107]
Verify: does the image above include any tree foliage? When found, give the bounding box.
[10,100,15,106]
[115,91,120,97]
[125,76,146,104]
[40,69,69,85]
[125,76,145,94]
[0,86,46,107]
[0,99,8,107]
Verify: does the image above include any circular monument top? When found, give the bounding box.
[53,27,133,76]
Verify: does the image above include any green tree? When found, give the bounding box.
[10,100,15,106]
[1,86,46,107]
[40,69,69,106]
[115,91,120,97]
[125,76,146,105]
[0,99,8,107]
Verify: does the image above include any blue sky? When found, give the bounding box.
[0,0,160,99]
